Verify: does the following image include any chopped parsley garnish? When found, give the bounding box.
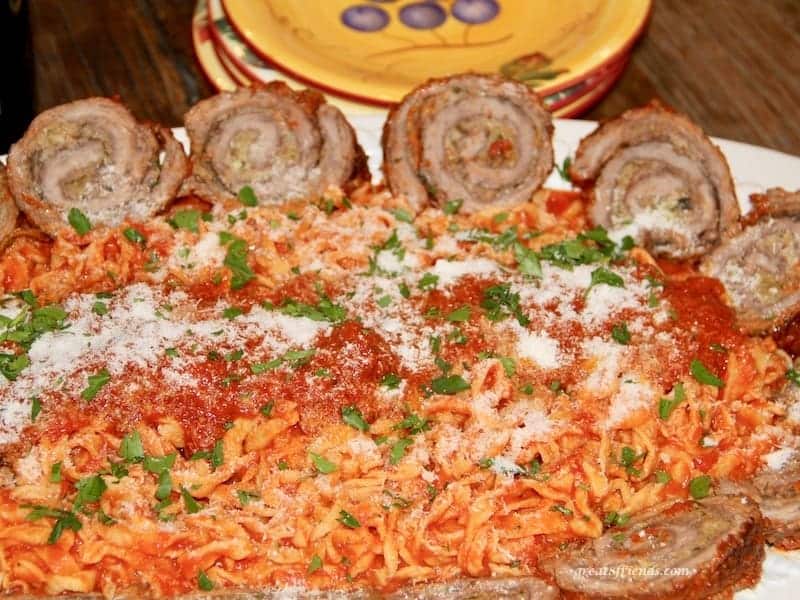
[446,305,471,322]
[481,283,529,326]
[181,487,203,513]
[80,369,111,401]
[690,359,723,388]
[443,199,463,215]
[165,347,179,358]
[380,373,402,389]
[30,396,41,421]
[92,301,108,316]
[337,509,360,528]
[689,474,712,499]
[222,306,243,319]
[586,267,625,296]
[611,322,631,345]
[376,294,392,308]
[155,471,172,500]
[277,296,347,323]
[603,511,630,527]
[15,289,37,307]
[389,437,414,465]
[310,452,337,474]
[551,504,573,516]
[398,282,411,298]
[493,211,510,224]
[50,462,62,483]
[393,413,430,435]
[658,382,686,420]
[0,303,68,381]
[619,446,645,476]
[448,327,468,345]
[307,554,323,574]
[391,208,413,223]
[238,185,258,207]
[341,405,369,432]
[555,155,572,182]
[74,474,107,510]
[24,505,82,543]
[68,208,92,235]
[260,400,275,417]
[123,227,146,245]
[513,242,542,278]
[197,570,214,591]
[119,431,145,462]
[222,237,255,290]
[499,356,516,377]
[143,453,176,474]
[250,358,283,374]
[382,489,412,510]
[236,490,260,506]
[277,459,289,470]
[418,272,439,291]
[430,374,470,395]
[787,368,800,386]
[168,209,203,233]
[478,457,494,469]
[519,383,534,395]
[224,349,244,362]
[654,470,671,484]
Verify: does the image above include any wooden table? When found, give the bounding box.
[28,0,800,157]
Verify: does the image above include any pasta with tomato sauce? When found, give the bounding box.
[0,183,795,598]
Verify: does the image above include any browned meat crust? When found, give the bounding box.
[543,496,764,599]
[570,101,740,259]
[701,188,800,334]
[382,73,553,214]
[721,452,800,550]
[385,577,559,599]
[0,165,19,247]
[181,83,369,206]
[6,97,188,237]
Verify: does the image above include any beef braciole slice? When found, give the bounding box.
[181,83,368,206]
[385,577,559,599]
[570,102,740,259]
[721,450,800,551]
[0,166,19,247]
[382,73,554,214]
[544,496,764,599]
[6,97,188,237]
[701,188,800,334]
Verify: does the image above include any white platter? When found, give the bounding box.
[4,116,800,598]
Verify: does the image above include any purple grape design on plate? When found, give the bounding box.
[398,2,447,29]
[341,4,391,32]
[451,0,500,24]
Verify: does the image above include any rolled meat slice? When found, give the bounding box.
[720,451,800,550]
[6,97,188,237]
[181,83,368,205]
[571,102,740,259]
[545,496,764,599]
[382,74,554,214]
[0,166,19,247]
[385,577,558,599]
[701,188,800,333]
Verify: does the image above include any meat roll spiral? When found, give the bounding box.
[702,188,800,333]
[382,74,554,214]
[7,98,188,237]
[0,166,19,247]
[182,83,368,205]
[545,496,764,599]
[571,102,740,259]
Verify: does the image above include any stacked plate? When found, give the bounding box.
[192,0,651,117]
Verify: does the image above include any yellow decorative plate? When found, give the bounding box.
[221,0,651,106]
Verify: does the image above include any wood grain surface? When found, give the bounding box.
[27,0,800,156]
